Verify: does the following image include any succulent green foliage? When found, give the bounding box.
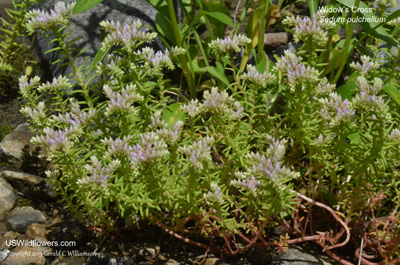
[20,0,298,250]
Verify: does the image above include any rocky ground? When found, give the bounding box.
[0,0,343,264]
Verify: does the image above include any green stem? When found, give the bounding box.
[295,87,303,148]
[166,0,196,99]
[389,45,400,82]
[171,145,179,175]
[332,0,360,84]
[322,31,333,71]
[229,52,239,84]
[307,38,313,65]
[257,0,269,63]
[52,27,93,109]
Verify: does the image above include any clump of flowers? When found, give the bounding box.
[352,76,388,115]
[203,182,224,204]
[25,1,75,31]
[349,55,378,76]
[103,84,143,116]
[20,3,300,251]
[283,12,335,46]
[231,138,299,196]
[274,51,319,89]
[78,156,120,188]
[241,65,276,88]
[100,20,157,52]
[387,17,400,26]
[208,34,251,53]
[179,136,214,169]
[318,93,355,126]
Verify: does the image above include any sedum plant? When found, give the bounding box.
[19,0,400,263]
[20,1,298,256]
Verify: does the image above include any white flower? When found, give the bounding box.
[203,182,224,204]
[209,34,251,53]
[26,2,75,31]
[19,75,41,98]
[241,65,276,88]
[21,102,46,125]
[274,51,319,89]
[38,75,71,93]
[181,99,200,118]
[283,12,335,46]
[179,136,214,169]
[100,20,157,51]
[350,56,378,76]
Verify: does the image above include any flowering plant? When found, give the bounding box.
[20,1,301,256]
[19,0,400,263]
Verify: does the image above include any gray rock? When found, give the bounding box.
[33,0,158,80]
[247,246,274,265]
[0,223,10,250]
[265,32,291,49]
[0,123,35,168]
[1,170,56,201]
[3,230,20,239]
[273,225,287,237]
[6,206,46,232]
[0,250,11,263]
[0,231,19,250]
[272,42,302,59]
[1,246,46,265]
[270,246,338,265]
[0,222,8,236]
[1,170,44,185]
[0,0,13,21]
[25,223,47,240]
[0,178,17,221]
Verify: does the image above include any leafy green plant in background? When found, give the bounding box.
[73,0,275,98]
[0,0,39,76]
[0,123,12,142]
[285,0,400,101]
[19,0,400,263]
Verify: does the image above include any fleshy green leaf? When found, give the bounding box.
[73,0,103,14]
[87,45,111,75]
[155,13,176,45]
[308,0,319,16]
[202,1,231,38]
[162,103,186,129]
[201,10,234,28]
[383,83,400,106]
[336,73,358,100]
[347,131,361,143]
[206,62,230,86]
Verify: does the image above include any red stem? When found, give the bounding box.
[289,189,351,250]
